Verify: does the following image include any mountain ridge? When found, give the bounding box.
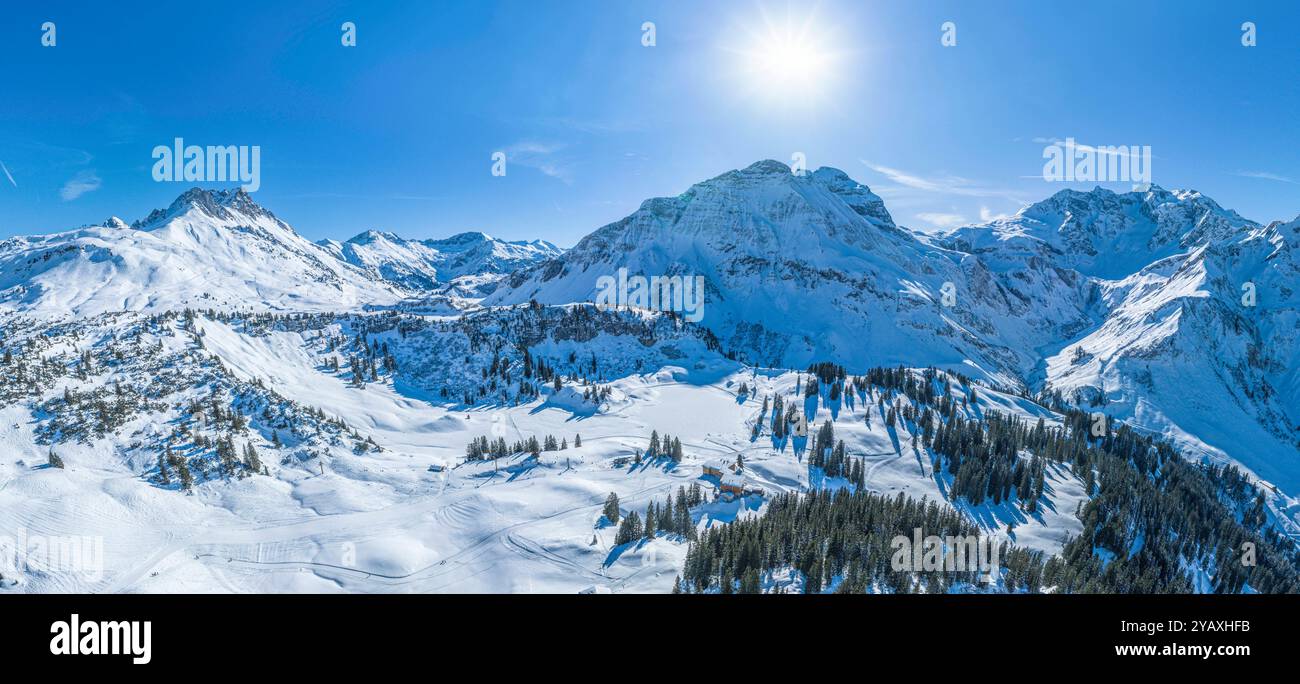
[2,166,1298,595]
[317,228,561,295]
[487,160,1300,496]
[2,167,1296,497]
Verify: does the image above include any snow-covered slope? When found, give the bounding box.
[0,306,1095,593]
[488,162,1299,503]
[932,183,1298,491]
[1041,215,1300,491]
[944,185,1258,279]
[0,188,403,319]
[488,160,1096,387]
[317,230,561,296]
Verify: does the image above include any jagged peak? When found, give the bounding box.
[347,229,403,244]
[703,160,869,188]
[430,231,495,245]
[132,186,278,229]
[337,229,558,254]
[738,159,794,176]
[1020,182,1248,222]
[170,186,259,211]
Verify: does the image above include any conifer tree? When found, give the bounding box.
[603,492,620,525]
[614,511,642,545]
[643,502,657,539]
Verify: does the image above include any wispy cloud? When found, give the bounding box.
[60,170,101,201]
[506,141,573,184]
[0,160,15,187]
[860,160,1025,203]
[1032,137,1148,159]
[1232,170,1297,184]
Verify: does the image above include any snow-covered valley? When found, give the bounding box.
[0,310,1091,593]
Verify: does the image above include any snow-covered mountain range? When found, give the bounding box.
[1,163,1296,594]
[490,160,1094,385]
[490,161,1298,494]
[317,229,560,296]
[0,188,561,320]
[949,187,1300,493]
[0,188,403,318]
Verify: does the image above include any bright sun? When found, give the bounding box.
[755,34,825,83]
[729,7,839,103]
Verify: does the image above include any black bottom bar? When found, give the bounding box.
[3,593,1292,670]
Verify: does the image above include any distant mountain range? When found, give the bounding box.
[2,162,1296,498]
[0,188,560,317]
[317,230,560,297]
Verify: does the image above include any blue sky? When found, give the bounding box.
[3,0,1300,244]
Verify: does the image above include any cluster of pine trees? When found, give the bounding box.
[644,430,684,462]
[0,329,67,406]
[157,357,361,490]
[442,303,720,406]
[808,420,866,486]
[38,381,165,444]
[612,484,706,545]
[806,362,848,386]
[930,411,1048,509]
[464,432,577,460]
[581,384,613,404]
[340,334,397,388]
[187,302,722,414]
[767,393,804,440]
[7,308,389,496]
[677,488,1031,594]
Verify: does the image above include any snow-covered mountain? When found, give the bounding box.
[1036,213,1300,490]
[943,185,1258,278]
[488,161,1300,498]
[317,230,561,296]
[0,189,562,321]
[930,185,1298,491]
[0,188,404,319]
[488,160,1096,388]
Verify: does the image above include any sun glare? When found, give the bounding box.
[729,6,840,104]
[756,33,825,83]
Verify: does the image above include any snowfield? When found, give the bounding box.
[0,309,1088,593]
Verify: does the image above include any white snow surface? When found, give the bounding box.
[0,313,1084,593]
